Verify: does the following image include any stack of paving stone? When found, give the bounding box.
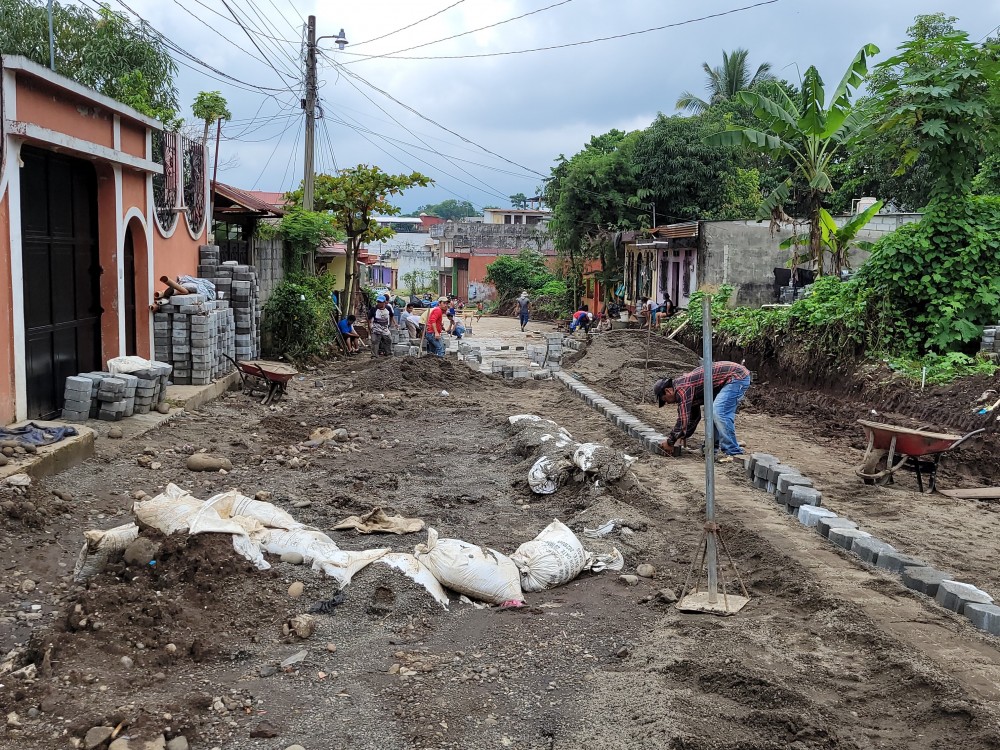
[457,341,482,367]
[391,327,421,357]
[59,364,171,422]
[744,453,823,516]
[981,323,999,357]
[195,245,261,360]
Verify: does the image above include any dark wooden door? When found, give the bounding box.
[123,228,137,356]
[20,146,102,419]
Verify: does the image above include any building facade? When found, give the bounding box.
[0,55,208,422]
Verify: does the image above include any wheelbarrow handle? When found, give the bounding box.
[949,428,986,451]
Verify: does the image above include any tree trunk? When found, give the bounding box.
[343,237,357,317]
[809,195,824,277]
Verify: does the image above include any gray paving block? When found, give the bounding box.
[788,486,823,509]
[875,550,928,574]
[900,566,950,597]
[935,580,994,614]
[851,536,896,565]
[746,453,775,480]
[798,505,836,527]
[816,516,858,538]
[777,473,812,495]
[965,603,1000,636]
[826,527,870,550]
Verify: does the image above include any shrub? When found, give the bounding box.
[262,272,337,358]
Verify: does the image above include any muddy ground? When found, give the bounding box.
[3,326,1000,750]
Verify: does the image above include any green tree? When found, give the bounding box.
[705,45,879,276]
[192,91,231,144]
[779,200,883,272]
[675,48,774,114]
[484,249,556,306]
[406,198,476,220]
[509,192,529,209]
[0,0,179,124]
[288,165,431,304]
[278,207,340,271]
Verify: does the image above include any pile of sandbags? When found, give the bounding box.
[508,414,637,494]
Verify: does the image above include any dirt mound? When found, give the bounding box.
[569,330,701,403]
[0,484,71,530]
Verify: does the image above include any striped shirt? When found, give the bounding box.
[667,362,750,443]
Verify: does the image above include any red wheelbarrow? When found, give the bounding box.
[224,355,298,405]
[855,419,985,493]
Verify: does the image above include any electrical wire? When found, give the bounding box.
[319,114,340,173]
[251,114,301,189]
[278,113,305,192]
[230,0,303,74]
[185,0,299,42]
[220,0,301,84]
[170,0,291,74]
[350,0,466,49]
[342,0,574,64]
[343,0,780,62]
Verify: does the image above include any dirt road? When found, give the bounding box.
[2,323,1000,750]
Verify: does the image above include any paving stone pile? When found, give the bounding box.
[60,364,171,422]
[981,322,999,358]
[741,452,1000,636]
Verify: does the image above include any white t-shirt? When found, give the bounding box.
[371,307,391,335]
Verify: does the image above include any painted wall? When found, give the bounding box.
[0,192,14,421]
[15,77,114,148]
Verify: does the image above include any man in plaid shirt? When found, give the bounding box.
[654,361,751,462]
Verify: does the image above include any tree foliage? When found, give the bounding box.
[278,207,339,271]
[675,48,774,114]
[192,90,231,143]
[484,250,556,306]
[509,192,529,209]
[287,165,431,304]
[405,198,475,220]
[0,0,179,124]
[705,44,879,275]
[262,272,338,359]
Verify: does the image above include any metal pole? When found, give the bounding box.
[47,0,55,71]
[303,15,317,212]
[701,295,718,602]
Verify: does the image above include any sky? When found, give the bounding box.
[100,0,1000,212]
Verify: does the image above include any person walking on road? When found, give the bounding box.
[368,295,395,357]
[517,291,531,332]
[654,361,751,462]
[424,296,448,357]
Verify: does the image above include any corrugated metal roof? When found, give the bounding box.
[213,182,286,215]
[649,222,699,239]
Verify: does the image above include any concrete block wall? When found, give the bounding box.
[253,238,285,307]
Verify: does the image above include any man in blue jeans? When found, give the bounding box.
[424,297,448,357]
[654,361,751,462]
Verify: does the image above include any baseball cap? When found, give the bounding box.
[376,295,387,302]
[438,296,449,303]
[653,378,673,408]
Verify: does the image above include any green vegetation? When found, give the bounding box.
[262,272,338,359]
[401,270,435,296]
[0,0,179,124]
[404,199,476,220]
[192,91,231,143]
[675,48,774,114]
[484,250,571,315]
[277,207,339,272]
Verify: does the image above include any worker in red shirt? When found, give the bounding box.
[654,361,751,462]
[424,296,448,357]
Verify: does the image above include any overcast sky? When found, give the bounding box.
[118,0,1000,212]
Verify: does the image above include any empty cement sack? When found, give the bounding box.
[205,489,306,531]
[376,553,450,609]
[73,523,140,581]
[511,519,588,592]
[134,483,247,536]
[260,528,389,588]
[414,528,524,605]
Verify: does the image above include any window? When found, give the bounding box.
[151,130,179,235]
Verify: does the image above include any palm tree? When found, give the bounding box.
[675,48,774,114]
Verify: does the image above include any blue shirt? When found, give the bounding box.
[338,319,352,335]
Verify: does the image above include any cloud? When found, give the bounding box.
[128,0,1000,211]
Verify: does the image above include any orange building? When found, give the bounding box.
[0,55,207,422]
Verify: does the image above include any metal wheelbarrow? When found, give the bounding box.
[855,419,985,493]
[224,355,298,405]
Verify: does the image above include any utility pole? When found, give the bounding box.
[302,15,317,212]
[47,0,55,70]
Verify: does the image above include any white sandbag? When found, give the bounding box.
[527,456,573,495]
[414,528,523,605]
[510,519,588,592]
[377,553,450,609]
[107,355,154,375]
[232,533,270,571]
[134,483,245,536]
[206,490,305,530]
[508,414,542,425]
[586,548,625,572]
[73,523,140,581]
[260,528,388,588]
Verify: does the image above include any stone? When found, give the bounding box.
[618,574,639,586]
[249,721,280,739]
[901,567,951,597]
[285,746,306,750]
[288,581,304,598]
[166,739,189,750]
[636,564,656,578]
[259,664,277,677]
[109,740,131,750]
[875,550,927,574]
[19,579,36,593]
[798,505,836,527]
[827,528,871,550]
[108,426,124,439]
[851,536,896,565]
[186,454,233,472]
[788,486,822,509]
[656,588,678,604]
[280,552,304,565]
[332,428,350,443]
[123,537,159,567]
[935,580,994,614]
[120,656,134,669]
[280,649,307,668]
[156,403,170,414]
[85,726,114,749]
[965,603,1000,636]
[326,643,337,653]
[816,516,858,538]
[141,736,166,750]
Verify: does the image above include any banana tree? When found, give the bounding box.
[779,200,883,276]
[705,45,879,275]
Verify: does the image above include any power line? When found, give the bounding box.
[230,0,303,74]
[185,0,299,42]
[344,0,780,62]
[219,0,301,84]
[260,0,304,37]
[170,0,290,74]
[342,0,574,65]
[319,114,340,172]
[251,114,301,189]
[350,0,466,49]
[279,112,305,192]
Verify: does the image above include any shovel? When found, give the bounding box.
[977,395,1000,415]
